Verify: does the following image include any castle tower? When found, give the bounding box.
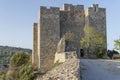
[60,4,85,58]
[32,4,107,71]
[33,6,60,71]
[32,23,38,68]
[85,4,107,57]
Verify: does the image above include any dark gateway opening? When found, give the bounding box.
[80,49,84,57]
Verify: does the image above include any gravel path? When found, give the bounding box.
[81,59,120,80]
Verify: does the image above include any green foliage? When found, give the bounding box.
[17,65,34,80]
[0,46,32,66]
[80,26,105,49]
[10,51,30,67]
[5,51,35,80]
[114,38,120,51]
[80,26,105,57]
[93,47,105,58]
[0,70,7,80]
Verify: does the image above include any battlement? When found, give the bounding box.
[89,4,99,12]
[33,23,37,27]
[60,4,72,11]
[91,4,99,8]
[86,4,106,13]
[73,5,84,11]
[60,4,84,11]
[40,6,60,14]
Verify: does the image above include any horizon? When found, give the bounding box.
[0,0,120,50]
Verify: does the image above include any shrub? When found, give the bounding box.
[0,70,6,80]
[6,51,35,80]
[93,47,105,58]
[17,65,34,80]
[10,51,30,68]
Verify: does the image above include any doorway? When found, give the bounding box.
[80,49,84,57]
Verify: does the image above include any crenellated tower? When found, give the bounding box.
[32,4,107,71]
[60,4,85,57]
[85,4,107,57]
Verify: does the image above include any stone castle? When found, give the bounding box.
[32,4,107,71]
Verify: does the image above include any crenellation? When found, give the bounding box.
[61,4,84,12]
[73,5,84,12]
[33,23,38,26]
[62,4,73,11]
[40,6,47,10]
[50,7,59,10]
[91,4,99,8]
[40,6,59,14]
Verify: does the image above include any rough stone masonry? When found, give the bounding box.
[32,4,107,71]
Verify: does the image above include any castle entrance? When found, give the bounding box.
[80,49,84,57]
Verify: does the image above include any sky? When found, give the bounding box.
[0,0,120,50]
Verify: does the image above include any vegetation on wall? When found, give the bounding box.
[80,26,105,58]
[93,46,105,58]
[10,51,30,67]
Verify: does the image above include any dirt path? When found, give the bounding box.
[81,59,120,80]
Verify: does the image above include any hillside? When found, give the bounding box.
[0,45,32,65]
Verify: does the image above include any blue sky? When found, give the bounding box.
[0,0,119,49]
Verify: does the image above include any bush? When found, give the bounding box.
[93,47,105,58]
[6,51,35,80]
[17,65,34,80]
[0,70,6,80]
[10,51,30,68]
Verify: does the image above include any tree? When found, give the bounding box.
[10,51,30,68]
[114,37,120,51]
[80,26,105,58]
[6,51,34,80]
[17,65,34,80]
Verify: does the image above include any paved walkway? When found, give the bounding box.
[81,59,120,80]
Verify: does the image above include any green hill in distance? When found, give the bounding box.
[0,45,32,65]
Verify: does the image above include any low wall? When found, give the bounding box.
[54,51,77,63]
[54,52,66,63]
[37,59,80,80]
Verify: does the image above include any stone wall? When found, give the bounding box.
[38,6,60,70]
[54,51,77,63]
[32,23,38,68]
[54,52,66,63]
[60,4,85,58]
[32,4,107,71]
[85,4,107,57]
[54,37,77,63]
[36,59,80,80]
[85,4,106,34]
